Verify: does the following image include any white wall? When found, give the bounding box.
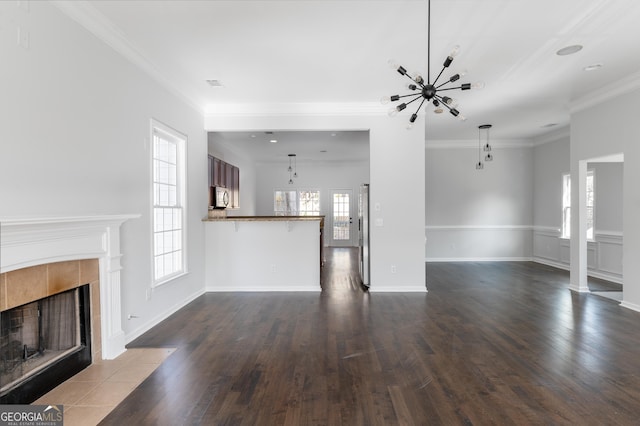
[533,133,570,228]
[571,87,640,309]
[591,162,623,232]
[425,144,534,260]
[531,132,623,283]
[204,110,426,292]
[0,2,207,342]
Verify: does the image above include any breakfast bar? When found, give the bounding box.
[203,216,324,291]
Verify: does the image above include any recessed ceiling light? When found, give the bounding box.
[206,79,223,87]
[556,45,583,56]
[584,63,603,71]
[270,139,278,143]
[250,134,256,138]
[330,133,336,137]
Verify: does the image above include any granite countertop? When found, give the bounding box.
[203,215,325,222]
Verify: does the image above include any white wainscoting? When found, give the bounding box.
[532,227,623,283]
[425,225,533,261]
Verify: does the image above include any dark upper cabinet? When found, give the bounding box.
[208,155,240,208]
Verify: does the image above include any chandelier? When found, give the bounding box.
[382,0,483,128]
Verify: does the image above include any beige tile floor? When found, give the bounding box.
[33,347,176,426]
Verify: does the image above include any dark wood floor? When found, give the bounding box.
[101,249,640,425]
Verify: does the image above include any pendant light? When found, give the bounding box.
[288,154,297,184]
[477,124,492,170]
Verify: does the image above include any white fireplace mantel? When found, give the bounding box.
[1,215,140,359]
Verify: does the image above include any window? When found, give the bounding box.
[561,173,571,238]
[152,121,187,285]
[274,190,320,216]
[586,170,595,240]
[561,171,594,240]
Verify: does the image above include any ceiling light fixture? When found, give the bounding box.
[382,0,483,129]
[476,124,493,170]
[583,63,603,71]
[556,45,583,56]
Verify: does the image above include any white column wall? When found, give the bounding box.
[571,88,640,309]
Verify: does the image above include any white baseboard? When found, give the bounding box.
[369,286,427,293]
[124,288,206,345]
[620,300,640,312]
[532,257,568,271]
[206,285,320,292]
[425,257,532,262]
[586,270,623,285]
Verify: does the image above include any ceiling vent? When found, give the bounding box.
[206,79,222,87]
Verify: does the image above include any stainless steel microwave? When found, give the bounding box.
[210,186,230,209]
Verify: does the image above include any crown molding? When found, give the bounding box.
[570,70,640,113]
[51,0,204,116]
[425,139,533,149]
[204,102,387,117]
[531,126,570,147]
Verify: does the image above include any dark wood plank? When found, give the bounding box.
[100,251,640,425]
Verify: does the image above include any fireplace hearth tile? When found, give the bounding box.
[75,380,137,406]
[33,380,99,406]
[48,261,80,294]
[33,347,176,424]
[79,259,99,284]
[62,405,114,426]
[5,265,47,310]
[0,273,6,310]
[67,362,123,382]
[107,362,159,383]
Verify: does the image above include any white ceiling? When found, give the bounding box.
[65,0,640,160]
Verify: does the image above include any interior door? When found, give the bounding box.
[329,189,355,246]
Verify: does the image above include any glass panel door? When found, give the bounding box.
[330,190,354,246]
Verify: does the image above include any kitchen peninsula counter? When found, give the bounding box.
[203,215,324,291]
[204,215,324,222]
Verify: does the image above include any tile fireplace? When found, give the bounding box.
[0,215,138,403]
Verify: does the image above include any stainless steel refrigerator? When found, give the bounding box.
[358,184,370,287]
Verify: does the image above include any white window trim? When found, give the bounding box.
[150,119,188,287]
[561,173,571,240]
[560,170,595,241]
[586,169,595,242]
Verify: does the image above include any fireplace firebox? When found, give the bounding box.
[0,284,91,403]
